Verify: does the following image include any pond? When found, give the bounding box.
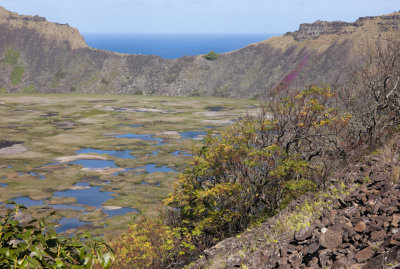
[7,181,137,233]
[134,164,177,174]
[55,218,89,234]
[69,159,118,170]
[147,150,159,156]
[205,106,224,111]
[118,124,144,128]
[171,150,192,156]
[28,171,46,179]
[179,131,207,140]
[114,133,164,145]
[7,196,44,207]
[53,183,113,207]
[6,196,85,211]
[104,207,139,217]
[76,148,136,159]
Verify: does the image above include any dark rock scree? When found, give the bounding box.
[191,147,400,268]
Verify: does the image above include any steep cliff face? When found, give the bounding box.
[0,7,87,50]
[285,12,400,41]
[0,7,399,98]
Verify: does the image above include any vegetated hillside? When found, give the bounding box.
[0,6,400,97]
[190,140,400,268]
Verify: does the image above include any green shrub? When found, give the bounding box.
[203,51,219,61]
[164,86,350,245]
[4,49,20,66]
[3,49,25,86]
[23,85,36,93]
[112,216,194,269]
[0,203,114,268]
[10,66,24,85]
[55,71,67,79]
[190,89,201,97]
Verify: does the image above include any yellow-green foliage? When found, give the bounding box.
[112,217,194,269]
[164,86,346,242]
[273,180,356,235]
[275,200,323,233]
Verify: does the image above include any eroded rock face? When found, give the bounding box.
[286,12,400,41]
[287,20,358,41]
[190,143,400,268]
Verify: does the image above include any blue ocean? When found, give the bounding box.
[82,33,276,59]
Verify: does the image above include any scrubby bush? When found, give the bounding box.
[165,86,350,243]
[112,216,195,269]
[337,40,400,151]
[10,66,24,86]
[203,51,219,61]
[4,49,20,65]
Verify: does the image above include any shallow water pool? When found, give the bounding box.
[76,148,136,159]
[114,133,164,145]
[55,218,89,234]
[69,159,118,170]
[135,164,177,174]
[54,183,113,207]
[179,131,207,140]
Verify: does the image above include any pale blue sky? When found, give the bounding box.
[0,0,399,34]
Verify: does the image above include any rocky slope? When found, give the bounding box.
[0,7,400,97]
[189,140,400,268]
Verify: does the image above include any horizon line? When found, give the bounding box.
[81,32,282,35]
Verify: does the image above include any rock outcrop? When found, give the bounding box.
[0,6,87,50]
[0,7,400,98]
[286,12,400,41]
[190,141,400,268]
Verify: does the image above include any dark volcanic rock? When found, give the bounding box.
[295,226,313,241]
[190,142,400,268]
[319,229,343,249]
[355,247,374,263]
[0,140,22,149]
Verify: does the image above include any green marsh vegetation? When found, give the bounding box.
[0,94,257,238]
